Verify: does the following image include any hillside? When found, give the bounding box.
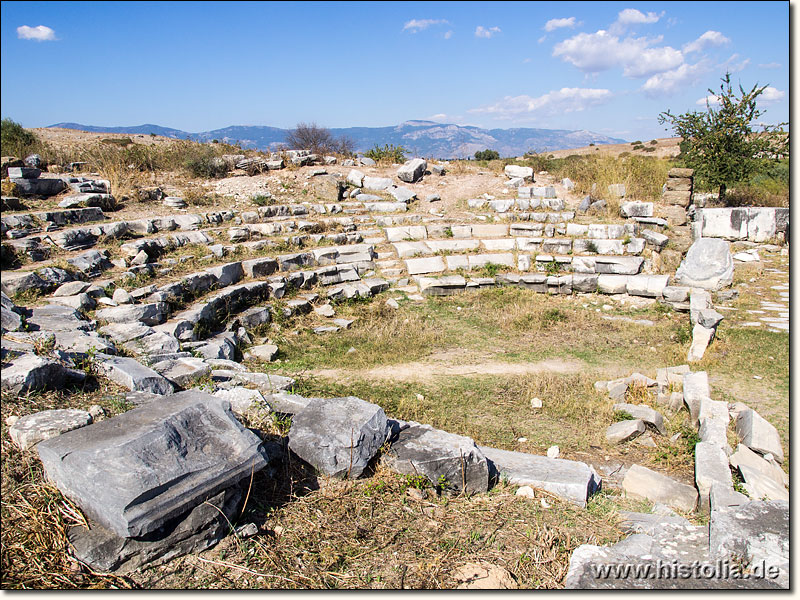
[47,120,626,158]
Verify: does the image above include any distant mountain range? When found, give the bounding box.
[47,120,627,158]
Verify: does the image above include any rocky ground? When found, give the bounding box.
[0,143,789,589]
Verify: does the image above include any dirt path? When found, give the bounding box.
[311,356,590,383]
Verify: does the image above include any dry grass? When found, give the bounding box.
[136,461,626,589]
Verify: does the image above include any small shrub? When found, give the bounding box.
[1,118,38,157]
[251,194,275,207]
[540,308,567,327]
[613,410,634,422]
[585,241,599,254]
[644,147,656,152]
[474,149,500,161]
[101,137,134,147]
[650,140,658,145]
[479,262,509,278]
[545,259,562,276]
[630,140,643,146]
[364,144,406,164]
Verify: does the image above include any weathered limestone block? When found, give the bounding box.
[384,423,489,494]
[9,409,92,450]
[695,442,733,511]
[622,464,698,512]
[504,165,533,181]
[606,419,646,444]
[682,371,709,426]
[674,238,733,290]
[397,158,427,183]
[687,324,715,362]
[288,396,389,479]
[418,275,467,296]
[95,355,174,395]
[1,353,85,395]
[67,485,243,574]
[735,408,784,463]
[709,500,788,588]
[479,446,601,507]
[613,403,666,434]
[37,391,269,538]
[620,201,653,218]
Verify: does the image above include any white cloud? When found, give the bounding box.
[553,30,646,72]
[696,94,721,106]
[554,30,680,79]
[723,54,750,73]
[475,26,501,39]
[523,57,532,64]
[758,62,781,69]
[683,30,730,54]
[641,61,708,97]
[403,19,449,33]
[623,46,684,78]
[617,8,663,25]
[469,88,613,119]
[444,30,453,39]
[697,86,784,107]
[16,25,56,41]
[760,86,785,103]
[538,35,547,44]
[544,17,577,32]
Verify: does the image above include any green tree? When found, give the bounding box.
[474,149,500,161]
[658,72,788,203]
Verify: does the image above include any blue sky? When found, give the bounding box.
[1,1,790,141]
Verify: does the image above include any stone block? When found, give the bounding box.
[687,324,715,362]
[735,409,784,463]
[288,396,389,479]
[397,158,427,183]
[606,419,646,444]
[682,371,709,426]
[622,464,698,512]
[95,355,174,395]
[613,403,666,434]
[674,238,733,290]
[1,353,84,395]
[695,441,733,511]
[620,201,653,218]
[37,391,269,538]
[384,423,489,494]
[479,446,601,507]
[9,409,92,450]
[405,256,445,275]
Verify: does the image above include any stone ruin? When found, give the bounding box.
[0,153,788,587]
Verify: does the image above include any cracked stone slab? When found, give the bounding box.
[37,390,269,538]
[479,446,601,507]
[383,423,489,494]
[9,409,93,450]
[288,396,389,478]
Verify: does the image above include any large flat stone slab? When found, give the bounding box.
[695,441,733,511]
[95,355,175,395]
[622,464,698,512]
[68,485,243,573]
[384,423,489,494]
[288,396,389,479]
[479,446,601,507]
[9,409,93,450]
[1,353,85,394]
[709,500,789,588]
[735,408,784,463]
[37,391,269,538]
[674,238,733,290]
